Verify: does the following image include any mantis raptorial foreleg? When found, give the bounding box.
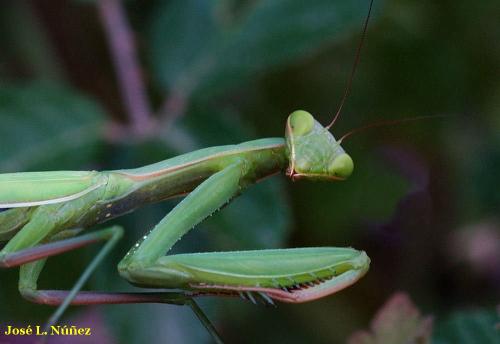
[118,150,367,304]
[118,161,245,276]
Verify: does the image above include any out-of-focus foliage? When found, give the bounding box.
[348,293,500,344]
[433,308,500,344]
[0,83,105,171]
[0,0,499,343]
[148,0,368,98]
[348,292,433,344]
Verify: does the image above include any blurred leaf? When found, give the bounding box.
[348,292,433,344]
[0,2,66,82]
[147,0,368,97]
[291,151,410,242]
[433,308,500,344]
[447,220,500,280]
[470,146,500,215]
[175,104,256,146]
[148,0,217,93]
[103,304,210,344]
[0,82,106,171]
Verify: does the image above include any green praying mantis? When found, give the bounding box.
[0,2,377,343]
[0,110,370,342]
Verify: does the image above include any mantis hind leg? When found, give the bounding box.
[23,289,223,344]
[14,226,123,331]
[3,224,224,343]
[0,215,126,334]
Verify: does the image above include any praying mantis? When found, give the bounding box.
[0,110,370,342]
[0,2,377,343]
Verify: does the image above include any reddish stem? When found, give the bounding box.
[97,0,153,135]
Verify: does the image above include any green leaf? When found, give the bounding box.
[201,0,369,94]
[148,0,369,97]
[291,151,410,241]
[433,308,500,344]
[0,82,106,171]
[348,292,433,344]
[148,0,218,93]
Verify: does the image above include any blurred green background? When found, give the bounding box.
[0,0,499,343]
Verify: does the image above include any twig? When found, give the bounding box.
[158,90,187,130]
[97,0,153,135]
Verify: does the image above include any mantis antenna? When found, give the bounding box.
[338,114,447,143]
[326,0,374,130]
[325,0,446,143]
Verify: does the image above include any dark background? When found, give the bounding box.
[0,0,499,343]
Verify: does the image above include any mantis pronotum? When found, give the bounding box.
[0,1,375,343]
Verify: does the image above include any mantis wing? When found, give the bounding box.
[0,171,106,208]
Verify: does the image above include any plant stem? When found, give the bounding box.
[97,0,153,135]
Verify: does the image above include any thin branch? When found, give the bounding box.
[97,0,153,135]
[158,90,187,130]
[156,53,213,128]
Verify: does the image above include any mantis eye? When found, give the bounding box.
[328,153,354,179]
[288,110,314,136]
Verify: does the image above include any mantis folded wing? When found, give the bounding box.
[0,111,369,342]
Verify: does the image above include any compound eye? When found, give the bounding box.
[328,153,354,178]
[288,110,314,136]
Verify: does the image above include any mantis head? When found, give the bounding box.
[285,110,353,181]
